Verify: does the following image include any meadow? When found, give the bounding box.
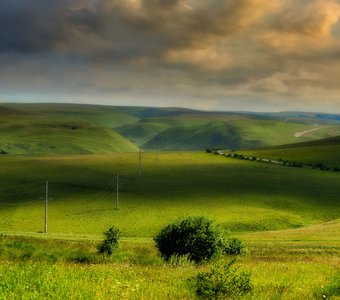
[0,152,339,237]
[0,151,339,298]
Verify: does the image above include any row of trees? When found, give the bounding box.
[208,149,340,172]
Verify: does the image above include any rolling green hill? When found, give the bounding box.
[0,104,139,154]
[117,115,340,150]
[238,135,340,169]
[0,152,339,237]
[2,103,340,154]
[115,109,340,150]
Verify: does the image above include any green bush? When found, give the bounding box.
[191,258,252,299]
[224,237,248,255]
[97,226,121,256]
[154,216,226,263]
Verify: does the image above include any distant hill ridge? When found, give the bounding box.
[1,103,340,155]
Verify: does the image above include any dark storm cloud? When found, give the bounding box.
[0,0,274,59]
[0,0,74,53]
[1,0,340,112]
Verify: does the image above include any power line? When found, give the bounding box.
[0,180,43,190]
[80,178,117,202]
[0,200,38,206]
[1,186,44,196]
[138,148,142,176]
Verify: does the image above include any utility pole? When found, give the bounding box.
[138,148,142,176]
[156,141,159,161]
[44,180,48,234]
[116,174,119,210]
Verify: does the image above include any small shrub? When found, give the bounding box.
[191,258,252,299]
[154,216,226,263]
[224,237,248,255]
[97,226,121,256]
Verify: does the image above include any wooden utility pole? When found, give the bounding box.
[138,148,142,176]
[116,174,119,210]
[44,180,48,234]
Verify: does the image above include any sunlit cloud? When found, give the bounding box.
[0,0,340,112]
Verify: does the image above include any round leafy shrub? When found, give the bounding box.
[97,226,121,256]
[191,258,252,299]
[154,216,226,263]
[224,237,248,255]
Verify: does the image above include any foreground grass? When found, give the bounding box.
[0,231,339,299]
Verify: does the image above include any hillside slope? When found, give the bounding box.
[117,113,340,150]
[0,104,138,154]
[238,135,340,168]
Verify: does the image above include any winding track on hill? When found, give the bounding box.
[294,127,321,138]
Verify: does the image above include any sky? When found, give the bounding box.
[1,0,340,112]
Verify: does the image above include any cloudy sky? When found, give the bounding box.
[1,0,340,112]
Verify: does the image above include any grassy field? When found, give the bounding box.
[0,152,339,237]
